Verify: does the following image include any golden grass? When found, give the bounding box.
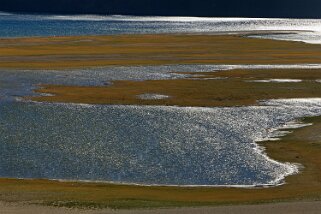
[0,34,321,69]
[0,116,320,209]
[33,69,321,107]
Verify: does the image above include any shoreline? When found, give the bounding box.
[32,68,321,107]
[0,30,311,39]
[1,33,321,209]
[3,99,308,189]
[0,103,320,209]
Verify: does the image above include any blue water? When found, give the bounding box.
[0,100,304,186]
[0,12,321,43]
[1,13,321,186]
[2,66,321,186]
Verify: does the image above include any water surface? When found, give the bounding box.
[1,13,321,185]
[1,65,321,186]
[0,12,321,44]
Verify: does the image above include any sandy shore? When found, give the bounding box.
[1,201,321,214]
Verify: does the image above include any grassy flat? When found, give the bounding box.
[0,34,321,69]
[33,69,321,107]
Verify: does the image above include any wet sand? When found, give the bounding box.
[1,201,321,214]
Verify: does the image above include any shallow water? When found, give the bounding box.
[0,13,321,44]
[137,93,170,100]
[1,12,321,186]
[0,100,308,186]
[247,79,302,83]
[1,64,320,101]
[1,99,321,186]
[1,65,321,186]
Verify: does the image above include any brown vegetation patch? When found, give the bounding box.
[0,34,321,69]
[32,69,321,107]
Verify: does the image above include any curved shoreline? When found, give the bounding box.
[1,100,310,189]
[0,104,320,209]
[1,33,321,209]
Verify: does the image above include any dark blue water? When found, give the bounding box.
[0,12,321,43]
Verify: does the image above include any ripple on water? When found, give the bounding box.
[1,99,321,186]
[0,14,321,44]
[137,94,170,100]
[2,64,321,186]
